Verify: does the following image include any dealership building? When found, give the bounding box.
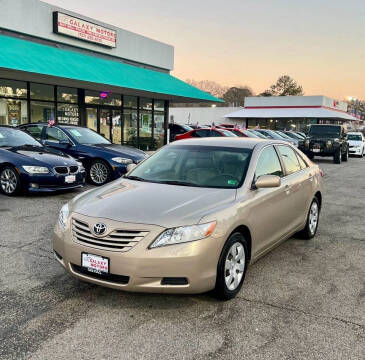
[0,0,219,150]
[225,96,359,132]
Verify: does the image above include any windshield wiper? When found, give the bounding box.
[124,175,147,182]
[158,180,200,187]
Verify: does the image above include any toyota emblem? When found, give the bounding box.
[93,223,107,235]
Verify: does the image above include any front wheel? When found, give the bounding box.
[214,232,249,300]
[88,160,111,186]
[297,197,320,239]
[0,166,21,196]
[334,149,341,164]
[341,147,349,162]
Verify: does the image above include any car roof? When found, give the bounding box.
[21,122,87,130]
[169,137,288,149]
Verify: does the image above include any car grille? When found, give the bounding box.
[72,218,149,252]
[54,166,79,175]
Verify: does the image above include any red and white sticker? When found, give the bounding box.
[82,253,109,274]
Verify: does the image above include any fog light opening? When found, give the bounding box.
[30,183,39,189]
[161,277,189,286]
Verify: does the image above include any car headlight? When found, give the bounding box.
[326,140,332,147]
[111,157,133,164]
[305,140,310,147]
[76,161,85,172]
[22,166,49,174]
[149,221,216,249]
[58,203,69,231]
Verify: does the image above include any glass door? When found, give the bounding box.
[112,110,121,144]
[86,108,98,132]
[99,108,111,141]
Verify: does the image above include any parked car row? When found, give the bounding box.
[0,124,147,195]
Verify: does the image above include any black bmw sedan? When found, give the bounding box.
[0,126,85,196]
[20,123,147,186]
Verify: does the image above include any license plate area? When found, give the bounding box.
[65,175,76,183]
[312,144,320,152]
[81,253,109,275]
[312,148,320,153]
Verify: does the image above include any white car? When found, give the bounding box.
[348,132,365,157]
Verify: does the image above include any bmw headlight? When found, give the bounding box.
[112,157,133,165]
[76,161,85,172]
[22,166,49,174]
[58,203,69,231]
[150,221,216,249]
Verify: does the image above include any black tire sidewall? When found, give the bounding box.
[215,232,249,300]
[334,149,341,164]
[88,160,111,186]
[0,166,21,196]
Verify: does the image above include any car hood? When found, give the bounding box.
[91,144,147,160]
[6,146,77,166]
[71,179,236,228]
[348,140,362,146]
[306,135,340,141]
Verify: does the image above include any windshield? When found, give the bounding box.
[231,129,244,137]
[220,130,237,137]
[181,125,193,132]
[309,125,340,137]
[276,131,293,140]
[68,127,111,145]
[250,130,267,138]
[348,134,362,141]
[0,128,42,147]
[126,145,252,189]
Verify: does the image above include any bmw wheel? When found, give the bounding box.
[215,232,248,300]
[0,166,21,196]
[88,160,111,186]
[298,197,320,239]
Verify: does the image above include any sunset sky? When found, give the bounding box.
[46,0,365,100]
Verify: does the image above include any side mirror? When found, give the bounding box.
[127,163,137,172]
[59,139,71,147]
[254,175,281,189]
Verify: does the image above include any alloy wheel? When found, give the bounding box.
[224,242,245,291]
[308,201,319,235]
[1,168,18,194]
[90,162,109,185]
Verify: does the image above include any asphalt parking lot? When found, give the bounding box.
[0,157,364,360]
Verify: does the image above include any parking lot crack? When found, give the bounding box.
[239,296,365,330]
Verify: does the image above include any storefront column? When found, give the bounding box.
[78,89,85,126]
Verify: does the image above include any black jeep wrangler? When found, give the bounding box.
[299,124,349,164]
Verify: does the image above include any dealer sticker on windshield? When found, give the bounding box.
[228,180,238,185]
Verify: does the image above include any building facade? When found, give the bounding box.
[0,0,219,150]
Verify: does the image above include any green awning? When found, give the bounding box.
[0,34,222,103]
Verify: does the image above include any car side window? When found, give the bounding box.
[255,146,283,179]
[195,130,209,137]
[24,125,44,140]
[45,127,68,143]
[277,145,301,175]
[296,152,308,169]
[209,130,223,137]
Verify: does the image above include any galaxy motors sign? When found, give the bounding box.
[53,12,116,48]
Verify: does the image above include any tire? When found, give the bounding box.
[334,149,341,164]
[0,166,21,196]
[214,232,249,301]
[341,147,349,162]
[297,197,320,240]
[87,159,111,186]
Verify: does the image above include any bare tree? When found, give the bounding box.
[185,79,228,98]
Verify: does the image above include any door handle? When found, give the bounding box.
[284,184,291,195]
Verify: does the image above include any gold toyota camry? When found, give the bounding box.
[53,138,323,300]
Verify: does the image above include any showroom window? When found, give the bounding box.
[0,79,27,98]
[57,86,78,103]
[0,98,28,126]
[124,96,137,109]
[85,90,122,106]
[30,83,54,101]
[30,101,55,123]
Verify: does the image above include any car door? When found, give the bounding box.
[44,127,75,155]
[276,145,312,229]
[245,145,291,255]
